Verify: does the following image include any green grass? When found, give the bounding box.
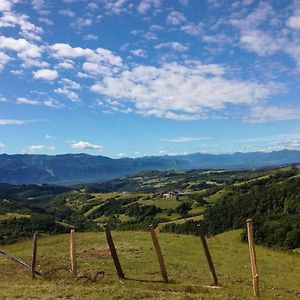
[138,197,182,210]
[0,212,30,221]
[205,189,228,203]
[0,230,299,299]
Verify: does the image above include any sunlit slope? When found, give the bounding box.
[0,230,299,299]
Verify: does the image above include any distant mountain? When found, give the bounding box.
[0,149,300,184]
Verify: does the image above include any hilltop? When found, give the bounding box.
[1,149,300,184]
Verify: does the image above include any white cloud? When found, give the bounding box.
[16,97,39,105]
[82,62,101,74]
[90,61,278,121]
[287,15,300,29]
[0,95,7,102]
[87,2,98,10]
[33,69,58,80]
[155,42,188,52]
[0,119,31,125]
[27,145,55,151]
[59,9,75,17]
[0,51,12,70]
[130,49,147,57]
[166,11,186,25]
[246,106,300,123]
[38,17,53,26]
[54,87,79,101]
[163,137,211,143]
[0,11,43,41]
[31,0,50,15]
[0,0,12,12]
[10,69,23,75]
[84,34,98,41]
[0,142,5,149]
[50,43,123,67]
[137,0,161,14]
[0,36,45,67]
[57,60,75,69]
[103,0,130,15]
[116,152,126,157]
[240,30,283,56]
[60,78,81,90]
[72,17,92,29]
[45,134,55,139]
[43,99,63,108]
[70,141,103,151]
[181,22,203,36]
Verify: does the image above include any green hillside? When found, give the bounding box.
[0,230,299,299]
[0,165,299,249]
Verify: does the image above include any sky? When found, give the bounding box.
[1,0,300,158]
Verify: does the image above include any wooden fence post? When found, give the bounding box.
[104,225,125,279]
[149,225,168,283]
[246,219,260,297]
[0,250,42,276]
[196,224,218,286]
[31,232,38,279]
[70,229,77,277]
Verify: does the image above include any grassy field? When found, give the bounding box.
[0,230,299,299]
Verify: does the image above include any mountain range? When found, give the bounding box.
[1,149,300,185]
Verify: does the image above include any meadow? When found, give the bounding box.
[0,230,299,299]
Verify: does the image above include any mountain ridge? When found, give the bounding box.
[1,149,300,184]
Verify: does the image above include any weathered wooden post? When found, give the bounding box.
[149,224,168,283]
[31,232,38,279]
[104,225,125,279]
[196,224,218,286]
[0,250,42,276]
[246,219,260,297]
[70,229,77,277]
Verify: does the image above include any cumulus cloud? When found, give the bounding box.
[0,51,12,70]
[72,17,92,29]
[31,0,50,15]
[0,142,5,149]
[54,87,79,101]
[0,11,43,41]
[84,34,98,41]
[90,61,277,120]
[166,11,186,25]
[49,43,123,68]
[155,42,188,51]
[103,0,130,15]
[33,69,58,80]
[240,30,283,56]
[27,145,55,151]
[16,97,39,105]
[0,95,7,102]
[0,0,12,12]
[130,49,147,57]
[137,0,161,14]
[70,141,103,151]
[0,36,46,68]
[180,22,203,36]
[287,14,300,29]
[59,9,75,17]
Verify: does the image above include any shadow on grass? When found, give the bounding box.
[123,277,176,284]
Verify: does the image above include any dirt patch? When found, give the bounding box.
[78,247,111,259]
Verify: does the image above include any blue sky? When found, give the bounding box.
[1,0,300,158]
